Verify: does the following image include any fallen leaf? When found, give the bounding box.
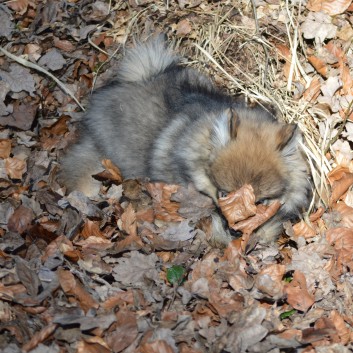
[301,12,337,43]
[120,203,137,236]
[292,220,317,239]
[303,76,322,102]
[308,56,328,77]
[6,0,29,14]
[328,166,353,204]
[176,19,192,36]
[326,227,353,271]
[5,157,27,179]
[232,200,281,235]
[284,271,315,312]
[255,264,286,299]
[101,159,123,184]
[334,202,353,228]
[7,205,34,234]
[38,49,66,71]
[58,268,99,312]
[218,184,257,227]
[112,251,160,286]
[146,183,183,222]
[0,139,11,159]
[307,0,352,15]
[1,100,38,130]
[0,64,36,95]
[105,310,138,352]
[330,310,351,344]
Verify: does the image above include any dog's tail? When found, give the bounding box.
[116,35,179,83]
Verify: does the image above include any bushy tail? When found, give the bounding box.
[117,35,179,83]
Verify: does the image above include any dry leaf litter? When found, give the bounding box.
[1,0,353,352]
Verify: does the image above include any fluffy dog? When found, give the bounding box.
[60,35,310,244]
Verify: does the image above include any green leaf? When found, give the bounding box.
[166,265,185,285]
[280,309,297,320]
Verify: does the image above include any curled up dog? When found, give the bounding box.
[60,35,311,246]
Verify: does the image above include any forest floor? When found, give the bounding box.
[1,0,353,352]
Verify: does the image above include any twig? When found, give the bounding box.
[0,46,85,111]
[249,0,269,87]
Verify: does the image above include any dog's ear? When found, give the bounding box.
[276,124,297,150]
[227,108,239,139]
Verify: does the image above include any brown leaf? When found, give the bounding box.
[40,115,70,138]
[139,340,175,353]
[284,271,315,312]
[232,200,282,235]
[76,340,110,353]
[328,166,353,205]
[145,183,183,222]
[292,220,317,239]
[255,264,286,299]
[6,0,28,15]
[0,139,11,159]
[22,323,58,353]
[309,207,325,222]
[81,219,105,239]
[7,205,34,234]
[303,76,322,102]
[15,257,40,297]
[176,19,192,36]
[5,157,27,179]
[120,203,137,236]
[330,310,351,344]
[218,184,257,227]
[308,56,328,77]
[101,159,123,184]
[333,202,353,228]
[53,37,76,52]
[105,310,138,352]
[58,268,99,312]
[326,227,353,271]
[307,0,352,15]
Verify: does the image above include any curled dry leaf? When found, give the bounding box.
[22,323,58,353]
[330,310,351,345]
[7,205,34,234]
[119,203,137,236]
[0,139,11,159]
[176,19,192,36]
[308,56,328,77]
[6,0,29,15]
[139,340,175,353]
[333,202,353,228]
[232,200,282,235]
[284,271,315,312]
[218,184,257,227]
[307,0,352,15]
[292,220,317,239]
[328,166,353,205]
[57,268,99,312]
[326,227,353,271]
[255,264,286,299]
[303,76,322,102]
[101,159,123,184]
[105,310,138,353]
[146,183,184,222]
[5,157,27,179]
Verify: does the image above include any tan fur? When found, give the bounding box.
[211,121,288,201]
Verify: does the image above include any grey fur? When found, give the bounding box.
[60,35,311,245]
